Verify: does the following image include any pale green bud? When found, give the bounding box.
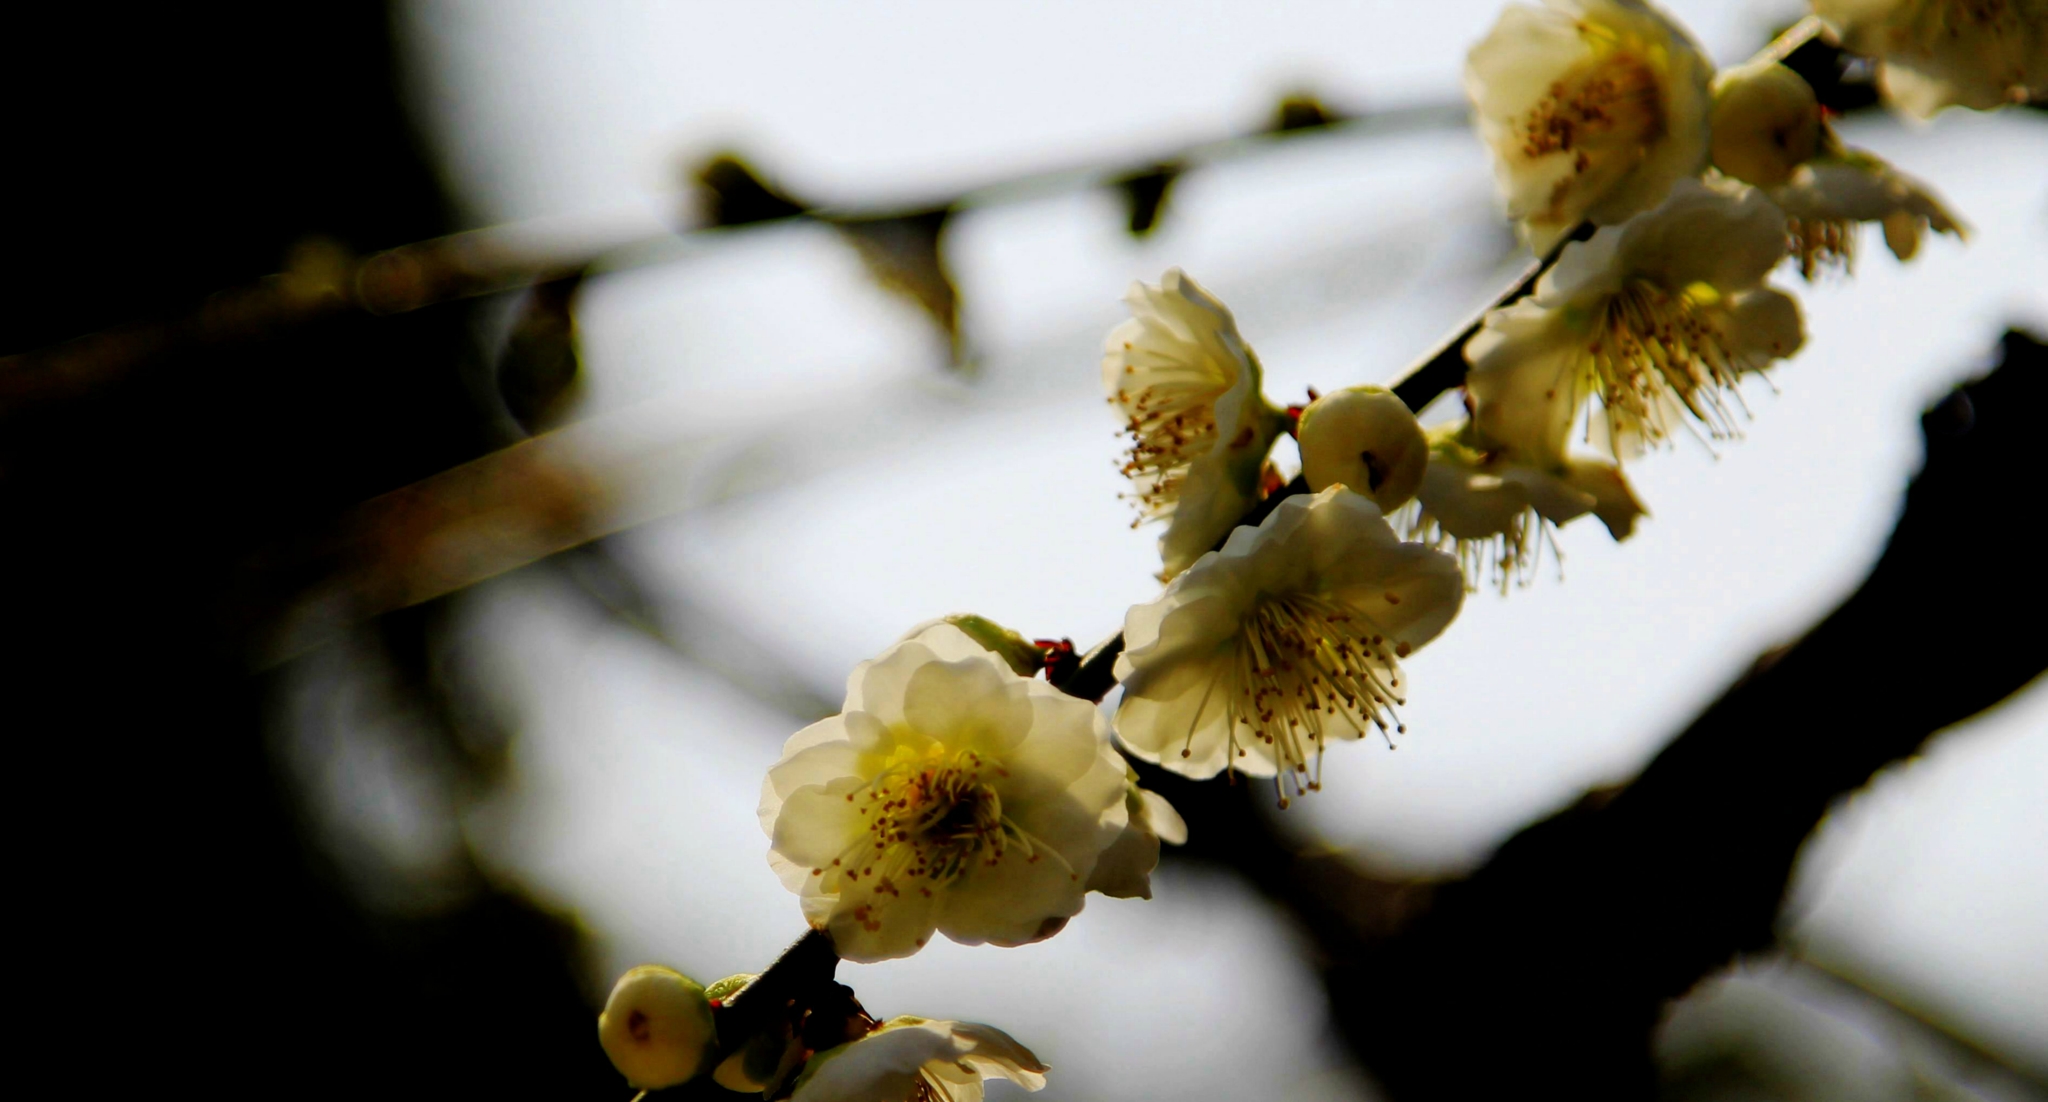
[597,964,717,1090]
[1296,385,1427,512]
[1710,60,1822,188]
[703,972,756,1005]
[940,614,1043,677]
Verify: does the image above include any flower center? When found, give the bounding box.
[1586,278,1747,450]
[1521,45,1666,164]
[836,749,1022,902]
[1218,592,1406,806]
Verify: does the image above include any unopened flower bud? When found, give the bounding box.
[1710,60,1822,188]
[1297,385,1427,512]
[940,614,1043,677]
[703,972,756,1005]
[597,965,718,1090]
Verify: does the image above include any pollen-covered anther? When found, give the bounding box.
[1589,277,1749,447]
[1786,216,1857,280]
[844,752,1015,886]
[1226,597,1409,792]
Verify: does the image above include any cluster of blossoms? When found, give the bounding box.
[596,2,2040,1098]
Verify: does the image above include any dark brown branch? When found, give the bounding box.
[1321,330,2048,1097]
[710,928,840,1058]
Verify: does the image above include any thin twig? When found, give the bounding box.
[0,100,1467,424]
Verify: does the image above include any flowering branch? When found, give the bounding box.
[1056,219,1594,705]
[1324,331,2048,1096]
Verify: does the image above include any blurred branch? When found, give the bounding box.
[0,98,1467,424]
[244,395,703,667]
[1782,952,2048,1087]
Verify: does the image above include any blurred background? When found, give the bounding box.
[6,2,2043,1099]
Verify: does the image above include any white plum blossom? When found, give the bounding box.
[1113,487,1464,804]
[1812,0,2048,117]
[1465,178,1805,459]
[1104,269,1288,580]
[1769,151,1966,278]
[760,622,1128,962]
[1465,0,1714,252]
[1295,384,1429,510]
[1083,767,1187,900]
[791,1017,1048,1102]
[1404,419,1645,592]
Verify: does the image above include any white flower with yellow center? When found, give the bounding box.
[1769,150,1967,278]
[791,1016,1048,1102]
[760,622,1129,963]
[1465,0,1714,252]
[1112,487,1464,804]
[1813,0,2048,118]
[1465,177,1805,459]
[1403,419,1646,592]
[1104,269,1288,580]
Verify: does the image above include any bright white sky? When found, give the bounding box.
[398,1,2048,1093]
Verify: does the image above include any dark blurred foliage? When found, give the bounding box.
[1114,160,1183,237]
[1779,33,1882,115]
[499,272,589,434]
[3,7,614,1098]
[832,208,963,363]
[694,154,809,229]
[692,153,964,364]
[1271,90,1347,133]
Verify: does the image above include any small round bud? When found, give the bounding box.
[597,965,717,1090]
[1297,385,1427,512]
[1710,61,1822,188]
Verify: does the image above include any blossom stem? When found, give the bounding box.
[1382,219,1594,411]
[1056,221,1592,705]
[709,927,839,1063]
[1749,14,1833,68]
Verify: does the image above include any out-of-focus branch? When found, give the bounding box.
[1311,330,2048,1097]
[0,99,1467,426]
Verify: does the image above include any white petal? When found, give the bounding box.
[1561,458,1648,539]
[1615,177,1787,292]
[821,860,946,964]
[1725,287,1805,368]
[900,657,1034,759]
[935,841,1086,949]
[1464,300,1586,465]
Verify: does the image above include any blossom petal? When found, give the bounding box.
[936,840,1086,948]
[1465,300,1585,465]
[1562,458,1648,540]
[900,657,1034,759]
[1614,178,1787,292]
[1726,288,1805,368]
